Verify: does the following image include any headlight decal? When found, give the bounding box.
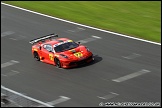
[60,54,68,58]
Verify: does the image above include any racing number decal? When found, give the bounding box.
[74,52,83,58]
[49,54,54,61]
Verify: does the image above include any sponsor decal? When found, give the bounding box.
[53,40,73,47]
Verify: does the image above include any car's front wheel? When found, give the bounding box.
[54,58,61,68]
[33,52,40,61]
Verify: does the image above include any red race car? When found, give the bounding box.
[29,33,94,68]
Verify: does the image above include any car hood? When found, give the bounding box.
[59,45,91,60]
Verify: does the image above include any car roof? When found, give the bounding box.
[42,38,70,46]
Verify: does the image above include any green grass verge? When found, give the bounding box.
[3,1,161,43]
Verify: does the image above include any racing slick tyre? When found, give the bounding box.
[33,52,40,61]
[54,58,61,68]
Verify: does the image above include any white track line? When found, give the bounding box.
[97,92,119,100]
[1,85,53,107]
[1,31,15,37]
[1,60,19,68]
[77,27,85,30]
[1,74,7,77]
[1,2,161,45]
[76,35,101,44]
[92,35,102,39]
[112,69,151,82]
[9,35,26,41]
[67,27,85,33]
[5,70,20,76]
[122,53,141,59]
[46,96,70,106]
[9,38,17,40]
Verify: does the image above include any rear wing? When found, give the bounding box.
[29,33,58,44]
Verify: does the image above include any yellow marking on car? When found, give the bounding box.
[68,40,73,42]
[33,48,38,51]
[55,54,59,57]
[69,49,76,53]
[74,52,83,58]
[49,54,54,61]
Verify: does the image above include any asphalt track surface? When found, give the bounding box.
[1,4,161,107]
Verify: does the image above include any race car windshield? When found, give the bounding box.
[54,42,79,53]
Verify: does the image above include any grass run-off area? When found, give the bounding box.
[3,1,161,43]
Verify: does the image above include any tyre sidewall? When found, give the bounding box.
[34,52,40,61]
[55,58,61,68]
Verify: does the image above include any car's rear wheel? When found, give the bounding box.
[33,52,40,61]
[54,58,61,68]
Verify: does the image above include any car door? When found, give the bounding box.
[42,44,54,63]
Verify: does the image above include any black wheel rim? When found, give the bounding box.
[35,55,39,60]
[56,59,61,68]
